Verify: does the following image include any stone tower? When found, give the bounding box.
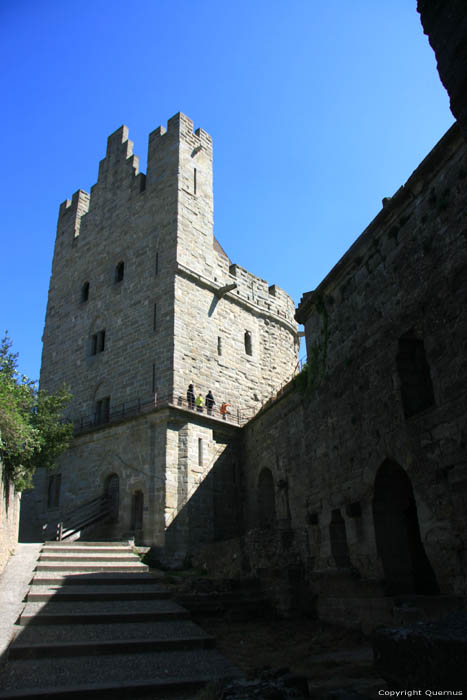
[36,113,298,558]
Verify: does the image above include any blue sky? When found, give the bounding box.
[0,0,453,381]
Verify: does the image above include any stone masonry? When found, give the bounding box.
[192,123,467,629]
[0,467,21,573]
[33,113,298,559]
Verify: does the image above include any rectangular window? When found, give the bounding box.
[152,363,156,394]
[153,304,157,331]
[155,252,159,276]
[217,336,222,356]
[91,330,106,355]
[47,474,61,509]
[198,438,203,466]
[95,396,110,425]
[194,168,197,194]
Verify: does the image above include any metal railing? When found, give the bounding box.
[72,360,308,436]
[43,495,111,541]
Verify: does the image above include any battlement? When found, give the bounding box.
[225,263,296,325]
[148,112,212,150]
[57,189,90,236]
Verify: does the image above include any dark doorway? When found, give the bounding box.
[329,509,351,567]
[131,490,144,531]
[373,460,439,595]
[257,468,275,528]
[104,473,119,522]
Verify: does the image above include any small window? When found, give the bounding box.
[217,336,222,356]
[153,303,157,331]
[397,336,435,418]
[155,252,159,276]
[115,261,124,283]
[95,396,110,425]
[244,330,252,356]
[198,438,203,466]
[152,363,156,394]
[47,474,61,509]
[81,282,90,303]
[91,330,106,355]
[194,168,197,194]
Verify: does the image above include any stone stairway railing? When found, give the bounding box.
[43,495,111,541]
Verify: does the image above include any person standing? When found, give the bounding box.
[187,384,195,409]
[220,402,231,420]
[195,393,204,412]
[205,390,215,416]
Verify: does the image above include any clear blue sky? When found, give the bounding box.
[0,0,453,381]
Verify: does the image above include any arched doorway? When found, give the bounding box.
[257,468,275,528]
[131,491,144,531]
[104,473,119,522]
[373,460,439,595]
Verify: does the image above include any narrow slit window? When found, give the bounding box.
[155,252,159,276]
[152,363,156,394]
[244,330,252,356]
[194,168,197,194]
[81,282,90,303]
[115,261,124,283]
[153,303,157,331]
[91,334,98,356]
[98,330,105,353]
[217,336,222,356]
[198,438,203,467]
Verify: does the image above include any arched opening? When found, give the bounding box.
[131,490,144,531]
[257,468,275,528]
[373,460,439,595]
[329,509,351,567]
[104,473,119,522]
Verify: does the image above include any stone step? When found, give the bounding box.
[43,541,130,547]
[30,572,160,586]
[35,563,147,572]
[10,619,212,647]
[26,585,171,602]
[9,635,215,660]
[19,599,189,625]
[0,649,240,698]
[38,554,140,562]
[41,547,133,554]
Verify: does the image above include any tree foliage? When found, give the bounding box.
[0,333,73,491]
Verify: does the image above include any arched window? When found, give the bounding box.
[257,468,275,528]
[244,330,252,356]
[81,281,90,302]
[115,261,124,283]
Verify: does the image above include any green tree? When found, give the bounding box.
[0,333,73,491]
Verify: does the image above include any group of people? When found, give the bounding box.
[186,384,231,419]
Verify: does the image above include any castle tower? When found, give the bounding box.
[36,113,298,558]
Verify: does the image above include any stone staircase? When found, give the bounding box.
[0,541,240,699]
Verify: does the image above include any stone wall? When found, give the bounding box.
[418,0,467,139]
[0,466,21,573]
[226,123,467,626]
